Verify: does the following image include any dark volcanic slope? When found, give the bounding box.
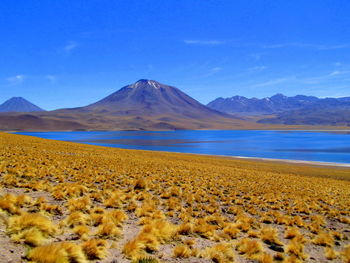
[0,97,44,112]
[84,79,230,119]
[0,114,86,131]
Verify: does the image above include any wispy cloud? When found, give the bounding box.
[63,41,78,52]
[263,43,350,50]
[211,66,223,72]
[301,70,350,84]
[249,53,262,61]
[328,70,350,76]
[184,39,225,45]
[45,75,57,83]
[6,74,25,85]
[248,66,267,71]
[251,77,293,88]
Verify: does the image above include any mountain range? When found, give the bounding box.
[1,80,349,131]
[207,94,350,114]
[207,94,350,126]
[0,80,251,131]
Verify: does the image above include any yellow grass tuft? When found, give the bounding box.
[193,218,216,239]
[64,211,90,227]
[341,245,350,263]
[73,225,90,240]
[26,242,87,263]
[223,223,240,239]
[136,233,160,252]
[106,209,128,226]
[236,238,263,259]
[82,239,108,260]
[282,255,303,263]
[134,178,148,190]
[177,222,193,235]
[259,227,283,245]
[284,227,300,239]
[312,231,334,247]
[123,239,147,259]
[204,242,236,263]
[11,227,47,246]
[16,194,32,207]
[259,252,273,263]
[285,240,308,260]
[173,244,192,258]
[96,221,121,238]
[7,212,57,236]
[324,247,338,260]
[0,196,19,214]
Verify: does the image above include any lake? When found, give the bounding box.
[17,130,350,164]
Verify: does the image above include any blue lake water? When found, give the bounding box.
[17,130,350,164]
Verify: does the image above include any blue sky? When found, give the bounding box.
[1,0,350,110]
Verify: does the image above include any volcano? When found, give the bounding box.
[83,79,230,119]
[0,97,44,112]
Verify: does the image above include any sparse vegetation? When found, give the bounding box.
[0,132,349,262]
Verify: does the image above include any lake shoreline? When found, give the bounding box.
[16,130,350,167]
[15,131,350,168]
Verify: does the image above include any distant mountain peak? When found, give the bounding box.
[132,79,161,89]
[0,97,45,113]
[9,96,25,101]
[271,93,287,99]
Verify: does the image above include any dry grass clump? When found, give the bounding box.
[81,239,108,260]
[7,212,57,246]
[0,194,20,214]
[236,238,263,259]
[312,231,334,247]
[177,222,193,235]
[285,239,308,260]
[342,245,350,263]
[223,223,240,239]
[131,257,159,263]
[324,247,338,260]
[67,196,91,212]
[173,244,192,258]
[123,239,149,260]
[259,252,273,263]
[11,227,47,246]
[63,211,90,227]
[26,242,87,263]
[193,218,216,239]
[259,226,283,245]
[73,225,90,240]
[134,178,148,190]
[204,242,236,263]
[284,227,301,239]
[96,220,121,238]
[123,219,177,259]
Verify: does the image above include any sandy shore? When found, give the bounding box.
[229,155,350,168]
